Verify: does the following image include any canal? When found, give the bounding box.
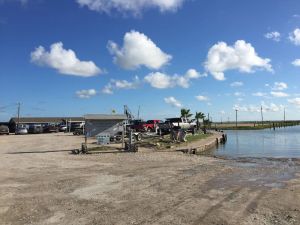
[213,126,300,158]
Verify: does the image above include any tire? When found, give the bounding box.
[135,133,142,141]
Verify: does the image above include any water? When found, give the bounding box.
[213,126,300,158]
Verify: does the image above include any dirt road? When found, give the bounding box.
[0,133,299,225]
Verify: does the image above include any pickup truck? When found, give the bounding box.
[158,117,196,134]
[143,120,162,132]
[131,120,162,132]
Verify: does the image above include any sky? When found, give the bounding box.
[1,0,300,122]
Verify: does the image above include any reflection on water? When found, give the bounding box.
[214,126,300,158]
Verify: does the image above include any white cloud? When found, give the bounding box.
[261,102,284,112]
[204,40,273,81]
[76,89,97,99]
[102,76,140,94]
[144,72,173,89]
[76,0,186,15]
[272,82,288,91]
[144,69,205,89]
[292,59,300,67]
[195,95,209,101]
[289,28,300,46]
[102,84,113,94]
[234,102,284,112]
[264,31,281,42]
[234,92,244,97]
[252,92,267,97]
[270,91,289,98]
[164,96,182,108]
[31,42,101,77]
[230,81,243,87]
[288,98,300,107]
[107,30,172,70]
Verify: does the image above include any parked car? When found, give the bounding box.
[59,124,67,132]
[158,117,196,134]
[73,128,83,135]
[70,122,85,132]
[0,125,9,135]
[28,124,43,134]
[15,127,28,135]
[43,124,59,133]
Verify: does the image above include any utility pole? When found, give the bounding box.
[17,102,20,129]
[235,109,238,128]
[137,105,140,119]
[261,106,264,126]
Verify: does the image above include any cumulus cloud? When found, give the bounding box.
[107,30,172,70]
[144,69,205,89]
[270,91,289,98]
[195,95,209,101]
[292,59,300,67]
[234,92,244,97]
[164,96,182,108]
[234,102,284,112]
[272,82,288,91]
[102,84,113,94]
[289,28,300,46]
[76,89,97,99]
[264,31,281,42]
[252,92,268,97]
[76,0,186,15]
[288,98,300,107]
[230,81,243,87]
[204,40,273,81]
[31,42,101,77]
[102,76,140,94]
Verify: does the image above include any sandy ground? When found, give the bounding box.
[0,133,300,225]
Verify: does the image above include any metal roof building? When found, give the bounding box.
[9,117,84,124]
[84,114,127,137]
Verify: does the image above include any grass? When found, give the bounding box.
[137,132,212,150]
[186,133,211,142]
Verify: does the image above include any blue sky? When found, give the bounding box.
[1,0,300,122]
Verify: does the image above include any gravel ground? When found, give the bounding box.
[0,133,299,225]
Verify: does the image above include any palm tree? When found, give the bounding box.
[195,112,205,130]
[180,108,193,119]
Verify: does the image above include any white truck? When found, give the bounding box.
[158,117,197,134]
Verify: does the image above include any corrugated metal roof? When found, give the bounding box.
[9,117,84,123]
[84,114,127,120]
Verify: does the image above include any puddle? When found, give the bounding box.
[206,157,300,190]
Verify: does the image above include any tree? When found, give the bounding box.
[195,112,205,130]
[180,108,193,119]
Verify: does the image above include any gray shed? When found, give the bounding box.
[84,114,127,137]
